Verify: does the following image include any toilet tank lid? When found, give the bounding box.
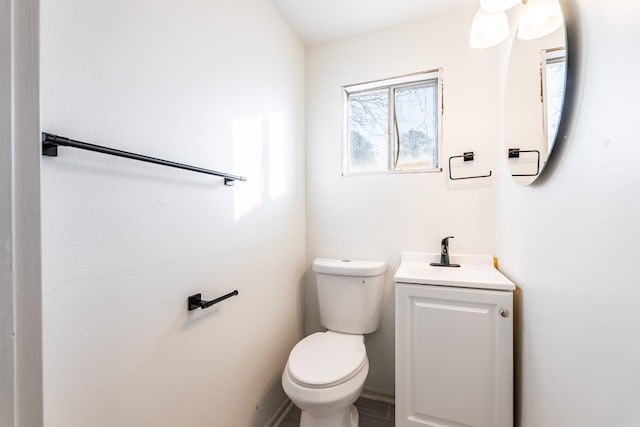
[313,258,387,277]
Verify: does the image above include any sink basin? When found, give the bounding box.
[393,252,515,291]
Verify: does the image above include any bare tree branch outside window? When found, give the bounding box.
[345,73,440,174]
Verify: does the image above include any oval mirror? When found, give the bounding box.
[504,1,567,185]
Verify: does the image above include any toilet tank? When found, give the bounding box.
[313,258,387,334]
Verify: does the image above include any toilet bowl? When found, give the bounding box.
[282,258,387,427]
[281,331,369,427]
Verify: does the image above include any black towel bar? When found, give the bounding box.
[448,152,492,180]
[508,148,541,177]
[42,132,247,186]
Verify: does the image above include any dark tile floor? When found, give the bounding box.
[278,397,394,427]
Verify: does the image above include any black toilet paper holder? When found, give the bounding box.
[188,290,239,311]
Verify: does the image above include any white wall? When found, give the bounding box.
[40,1,305,426]
[306,6,501,396]
[0,0,42,426]
[496,0,640,425]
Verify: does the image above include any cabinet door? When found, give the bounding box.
[395,283,513,427]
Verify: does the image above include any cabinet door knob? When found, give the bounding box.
[500,309,510,318]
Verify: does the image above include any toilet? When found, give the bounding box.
[282,258,387,427]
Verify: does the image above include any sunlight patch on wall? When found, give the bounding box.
[268,112,286,199]
[233,115,264,222]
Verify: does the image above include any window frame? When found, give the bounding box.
[540,48,566,156]
[342,69,444,176]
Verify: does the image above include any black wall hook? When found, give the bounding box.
[188,290,239,311]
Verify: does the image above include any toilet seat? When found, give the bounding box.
[288,331,366,389]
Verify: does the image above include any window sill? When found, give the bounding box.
[342,168,443,177]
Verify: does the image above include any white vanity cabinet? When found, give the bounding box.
[394,253,515,427]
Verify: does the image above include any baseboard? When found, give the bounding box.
[267,398,293,427]
[361,386,395,405]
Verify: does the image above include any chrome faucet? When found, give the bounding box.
[430,236,460,268]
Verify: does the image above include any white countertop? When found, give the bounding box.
[393,252,516,291]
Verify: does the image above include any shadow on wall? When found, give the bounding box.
[248,271,307,427]
[249,371,289,427]
[513,285,523,426]
[302,269,320,335]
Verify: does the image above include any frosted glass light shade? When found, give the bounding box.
[518,0,563,40]
[469,9,510,49]
[480,0,520,13]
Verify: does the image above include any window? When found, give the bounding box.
[343,70,442,175]
[541,48,566,147]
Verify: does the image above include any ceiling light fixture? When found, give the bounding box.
[517,0,563,40]
[469,8,510,49]
[470,0,562,49]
